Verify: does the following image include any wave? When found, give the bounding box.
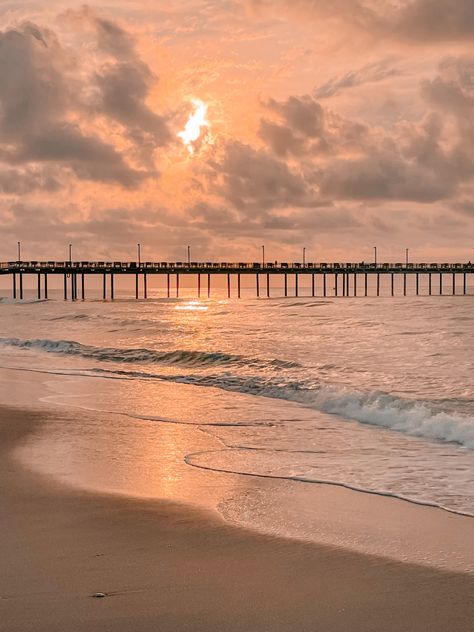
[0,337,299,370]
[184,449,474,518]
[85,368,474,450]
[0,337,473,449]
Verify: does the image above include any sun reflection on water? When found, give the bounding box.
[174,300,209,312]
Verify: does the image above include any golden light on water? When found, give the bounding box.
[178,99,209,153]
[174,300,208,311]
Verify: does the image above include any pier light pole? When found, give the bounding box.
[405,248,409,266]
[374,246,377,266]
[303,247,306,266]
[137,243,141,266]
[262,245,265,267]
[69,243,72,264]
[17,241,21,263]
[187,245,191,266]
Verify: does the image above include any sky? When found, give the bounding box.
[0,0,473,263]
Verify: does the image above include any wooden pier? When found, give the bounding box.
[1,260,472,300]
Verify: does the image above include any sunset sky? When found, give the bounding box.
[0,1,473,262]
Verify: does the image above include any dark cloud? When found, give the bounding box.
[259,96,330,157]
[319,152,455,202]
[0,168,61,194]
[209,141,317,211]
[421,56,474,118]
[96,63,170,151]
[314,58,401,99]
[83,10,171,151]
[259,94,372,162]
[256,55,474,206]
[395,0,474,42]
[249,0,474,43]
[0,15,169,189]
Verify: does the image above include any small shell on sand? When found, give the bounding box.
[91,592,107,598]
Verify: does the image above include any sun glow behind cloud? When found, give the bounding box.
[178,99,209,153]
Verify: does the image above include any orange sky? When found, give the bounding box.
[0,1,473,262]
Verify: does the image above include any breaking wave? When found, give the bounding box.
[0,337,472,450]
[0,337,299,369]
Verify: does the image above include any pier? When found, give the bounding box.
[1,260,472,300]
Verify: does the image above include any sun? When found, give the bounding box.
[178,99,209,153]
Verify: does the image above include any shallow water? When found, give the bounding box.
[1,286,473,522]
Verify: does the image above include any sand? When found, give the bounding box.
[1,404,474,632]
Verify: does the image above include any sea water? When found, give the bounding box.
[0,287,473,525]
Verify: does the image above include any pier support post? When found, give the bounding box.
[19,272,23,300]
[44,273,48,300]
[176,274,179,298]
[416,273,419,296]
[391,273,394,297]
[102,274,106,300]
[81,273,84,300]
[256,273,260,298]
[323,274,326,297]
[63,274,67,300]
[167,273,170,298]
[311,274,315,297]
[376,273,380,297]
[403,273,407,296]
[335,273,338,297]
[110,273,114,300]
[429,274,432,296]
[71,274,75,301]
[135,273,139,300]
[12,273,16,300]
[207,274,211,298]
[284,273,288,297]
[353,273,357,297]
[439,273,443,296]
[342,273,346,297]
[364,273,368,297]
[198,274,201,298]
[227,273,231,299]
[144,273,147,299]
[37,273,41,299]
[295,273,299,297]
[452,273,456,296]
[237,273,241,298]
[463,273,467,295]
[266,273,270,298]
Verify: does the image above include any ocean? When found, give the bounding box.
[1,285,473,540]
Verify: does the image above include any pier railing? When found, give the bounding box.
[1,261,473,273]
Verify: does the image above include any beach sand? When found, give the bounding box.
[1,404,474,632]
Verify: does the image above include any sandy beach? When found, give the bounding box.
[2,403,474,632]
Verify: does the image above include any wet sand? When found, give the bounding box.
[1,405,474,632]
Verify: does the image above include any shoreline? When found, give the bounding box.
[2,404,474,631]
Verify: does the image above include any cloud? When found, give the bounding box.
[78,9,171,150]
[314,58,401,99]
[395,0,474,42]
[0,167,61,194]
[0,15,170,189]
[247,0,474,43]
[256,58,474,205]
[207,140,316,212]
[421,56,474,118]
